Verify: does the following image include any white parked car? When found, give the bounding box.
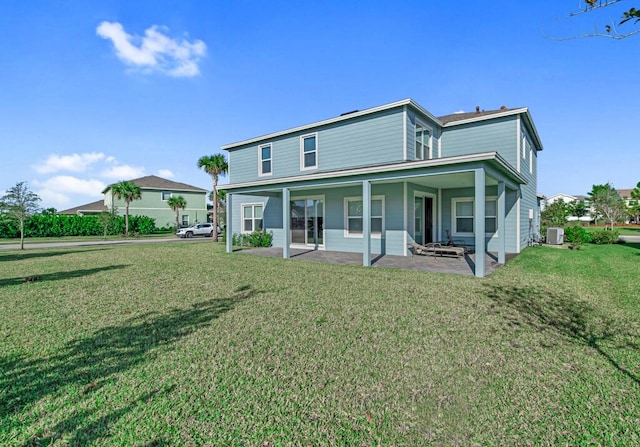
[176,223,220,238]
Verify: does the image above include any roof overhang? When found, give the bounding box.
[220,152,526,193]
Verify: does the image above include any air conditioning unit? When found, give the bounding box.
[547,227,564,245]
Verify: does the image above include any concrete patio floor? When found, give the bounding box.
[237,247,516,276]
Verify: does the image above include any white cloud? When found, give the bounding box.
[101,165,146,180]
[97,21,206,77]
[33,176,107,196]
[33,152,106,174]
[37,189,72,208]
[158,169,174,178]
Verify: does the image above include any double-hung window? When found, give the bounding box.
[415,122,432,160]
[242,204,263,233]
[181,215,189,226]
[300,134,317,170]
[344,196,384,237]
[452,198,497,235]
[161,191,172,201]
[259,143,272,176]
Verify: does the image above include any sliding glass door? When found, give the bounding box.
[291,197,324,248]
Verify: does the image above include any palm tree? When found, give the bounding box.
[167,195,187,229]
[197,154,228,242]
[110,180,142,236]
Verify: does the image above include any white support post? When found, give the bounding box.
[363,180,371,266]
[282,188,290,259]
[226,193,233,253]
[474,168,486,278]
[497,181,506,265]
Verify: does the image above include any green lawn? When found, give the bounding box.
[0,233,175,245]
[1,242,639,445]
[582,225,640,235]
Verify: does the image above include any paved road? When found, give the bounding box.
[0,237,213,250]
[620,235,640,243]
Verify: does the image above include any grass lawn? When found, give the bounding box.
[1,242,639,445]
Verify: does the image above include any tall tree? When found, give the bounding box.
[630,181,640,223]
[0,181,41,249]
[567,199,588,219]
[110,180,142,236]
[198,154,228,242]
[588,183,626,229]
[541,200,569,228]
[167,195,187,229]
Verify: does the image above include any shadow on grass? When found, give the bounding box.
[0,248,108,263]
[485,284,640,385]
[1,285,256,445]
[619,242,640,253]
[0,265,130,288]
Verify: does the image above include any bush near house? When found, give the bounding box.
[564,225,591,249]
[232,230,273,247]
[590,229,620,245]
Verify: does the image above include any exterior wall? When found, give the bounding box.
[441,116,518,165]
[517,123,539,247]
[111,189,208,228]
[228,108,405,184]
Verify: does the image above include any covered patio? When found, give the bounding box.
[237,247,516,276]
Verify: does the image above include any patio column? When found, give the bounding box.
[226,193,233,253]
[363,180,371,267]
[497,181,506,264]
[474,168,486,278]
[282,187,290,259]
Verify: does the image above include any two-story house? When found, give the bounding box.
[220,99,543,277]
[60,175,209,228]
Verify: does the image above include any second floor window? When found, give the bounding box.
[259,144,272,176]
[161,191,172,201]
[301,134,317,170]
[415,123,432,160]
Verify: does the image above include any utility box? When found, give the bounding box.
[547,227,564,245]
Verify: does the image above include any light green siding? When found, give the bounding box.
[111,189,208,229]
[441,116,518,165]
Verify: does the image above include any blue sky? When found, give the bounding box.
[1,1,637,209]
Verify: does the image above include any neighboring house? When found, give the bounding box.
[60,175,208,228]
[617,189,637,224]
[543,192,590,222]
[220,99,543,277]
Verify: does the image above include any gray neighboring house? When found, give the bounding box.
[60,175,209,228]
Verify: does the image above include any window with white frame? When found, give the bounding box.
[300,134,317,170]
[242,204,263,233]
[161,191,172,201]
[521,130,527,160]
[415,122,432,160]
[259,143,272,176]
[452,198,497,235]
[181,214,189,226]
[344,196,384,237]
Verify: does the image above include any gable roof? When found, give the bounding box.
[617,189,633,199]
[102,175,207,194]
[222,98,543,152]
[58,199,107,215]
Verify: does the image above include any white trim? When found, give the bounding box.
[516,117,521,173]
[451,196,498,237]
[258,143,273,177]
[241,202,264,234]
[516,193,521,252]
[529,148,533,174]
[414,119,434,161]
[343,195,384,238]
[221,152,527,191]
[300,133,318,171]
[437,130,441,159]
[403,182,408,255]
[442,108,529,128]
[437,188,442,242]
[402,105,408,161]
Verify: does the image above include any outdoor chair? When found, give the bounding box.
[409,241,465,259]
[444,229,472,254]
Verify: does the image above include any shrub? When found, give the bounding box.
[590,230,620,245]
[564,225,591,249]
[232,230,273,247]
